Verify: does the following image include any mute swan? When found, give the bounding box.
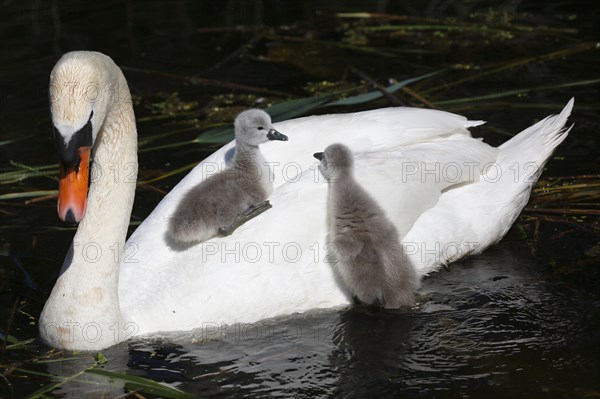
[40,51,573,350]
[168,109,288,244]
[314,144,419,308]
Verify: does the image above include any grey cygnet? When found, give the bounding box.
[314,143,419,308]
[169,109,288,243]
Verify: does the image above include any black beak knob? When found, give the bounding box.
[267,129,288,141]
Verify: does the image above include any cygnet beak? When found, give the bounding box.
[267,129,288,141]
[313,152,324,161]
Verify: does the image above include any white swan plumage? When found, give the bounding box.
[40,51,573,350]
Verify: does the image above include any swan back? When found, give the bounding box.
[119,107,493,332]
[118,102,571,334]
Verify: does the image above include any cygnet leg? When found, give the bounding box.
[218,201,273,237]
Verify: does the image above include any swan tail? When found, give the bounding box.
[382,100,573,276]
[467,98,574,252]
[497,98,573,179]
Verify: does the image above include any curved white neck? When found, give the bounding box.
[39,78,138,351]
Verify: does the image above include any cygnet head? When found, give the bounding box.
[313,143,354,181]
[234,109,288,146]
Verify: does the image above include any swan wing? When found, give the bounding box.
[403,99,574,275]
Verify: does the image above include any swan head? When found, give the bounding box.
[313,143,354,181]
[234,109,288,146]
[49,51,125,224]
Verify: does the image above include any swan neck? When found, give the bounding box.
[234,142,261,167]
[39,74,138,350]
[75,88,138,268]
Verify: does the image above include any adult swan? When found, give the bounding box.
[40,51,573,350]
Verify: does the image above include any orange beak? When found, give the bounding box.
[57,147,91,224]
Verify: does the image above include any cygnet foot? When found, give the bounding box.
[218,201,273,237]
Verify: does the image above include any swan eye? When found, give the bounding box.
[257,126,264,130]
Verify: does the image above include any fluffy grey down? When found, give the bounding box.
[316,143,419,308]
[169,109,287,243]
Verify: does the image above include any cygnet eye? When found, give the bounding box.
[257,126,264,130]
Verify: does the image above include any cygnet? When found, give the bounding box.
[169,109,288,243]
[314,143,419,308]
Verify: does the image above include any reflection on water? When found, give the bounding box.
[42,242,599,398]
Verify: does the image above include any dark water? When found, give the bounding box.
[1,1,599,398]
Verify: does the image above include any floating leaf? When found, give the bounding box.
[194,95,331,143]
[437,78,600,106]
[93,352,108,365]
[1,162,57,185]
[0,190,57,200]
[0,334,35,350]
[423,42,598,95]
[265,95,332,122]
[138,139,198,153]
[86,368,195,399]
[4,338,36,350]
[0,135,34,147]
[193,125,234,144]
[26,368,89,399]
[138,162,199,185]
[326,70,444,106]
